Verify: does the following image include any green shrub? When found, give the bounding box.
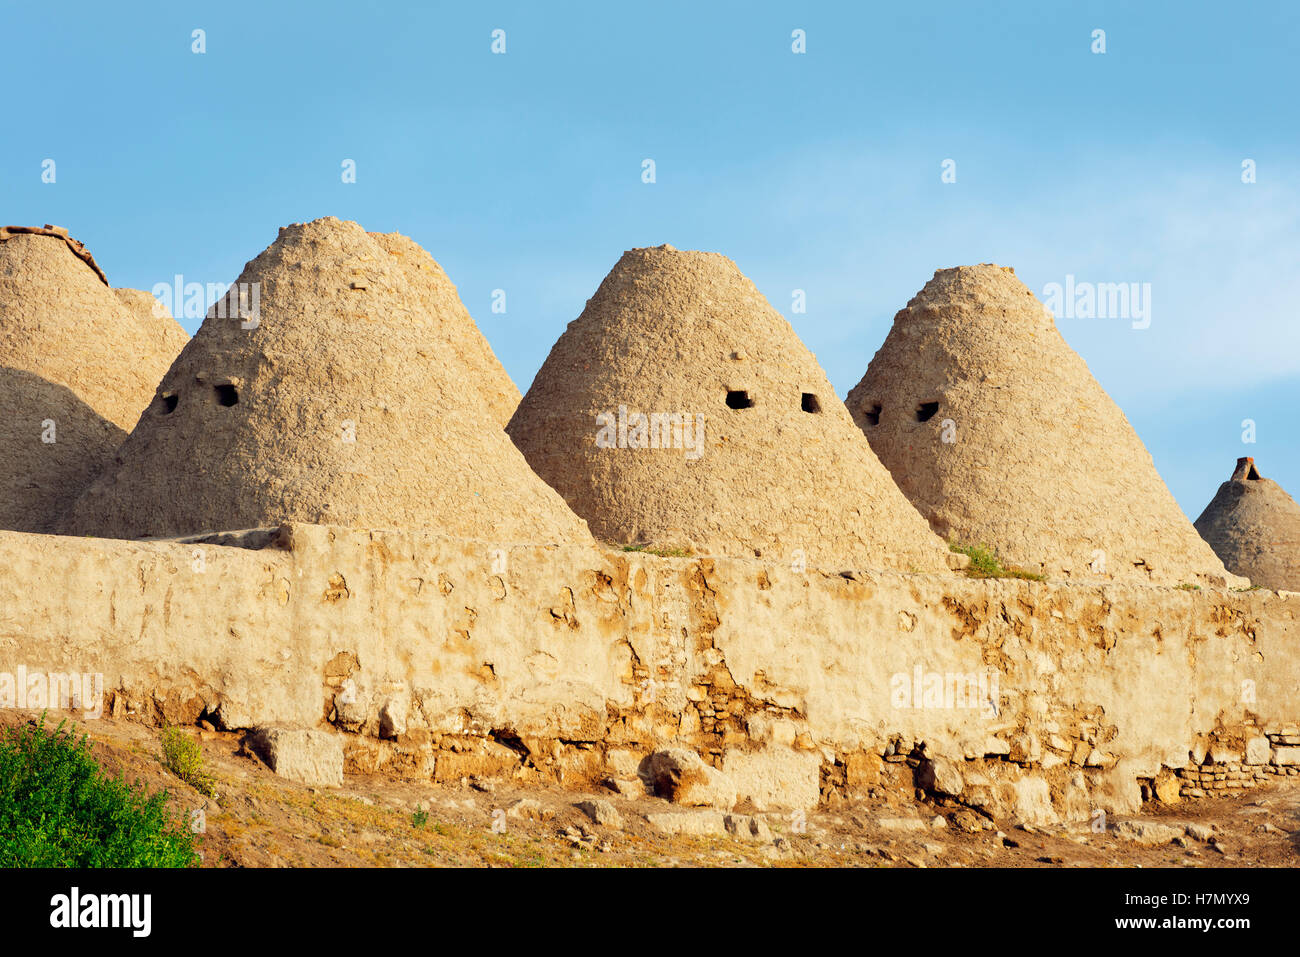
[949,542,1046,582]
[620,544,693,558]
[160,725,216,796]
[0,715,200,867]
[412,805,429,829]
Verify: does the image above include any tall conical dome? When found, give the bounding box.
[1195,457,1300,591]
[369,231,520,426]
[846,264,1240,587]
[61,218,590,543]
[506,245,951,573]
[0,225,188,532]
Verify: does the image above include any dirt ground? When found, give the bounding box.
[5,710,1298,868]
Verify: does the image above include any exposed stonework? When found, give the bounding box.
[60,218,590,544]
[0,227,188,533]
[507,244,951,574]
[846,264,1242,588]
[1195,457,1300,592]
[3,523,1295,821]
[1162,727,1300,800]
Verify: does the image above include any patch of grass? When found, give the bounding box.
[1176,582,1201,591]
[160,724,216,796]
[620,544,693,558]
[0,714,200,867]
[948,542,1046,582]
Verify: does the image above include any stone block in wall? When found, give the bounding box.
[1272,746,1300,766]
[916,756,965,797]
[721,747,821,810]
[249,726,344,788]
[745,713,799,748]
[605,748,645,779]
[1012,777,1059,827]
[1209,744,1243,765]
[642,748,737,810]
[552,746,606,786]
[1008,732,1042,765]
[1089,763,1143,816]
[1152,769,1181,804]
[844,752,883,791]
[1057,769,1092,821]
[378,697,407,740]
[433,742,522,783]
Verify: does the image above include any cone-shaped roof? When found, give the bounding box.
[0,369,124,533]
[846,264,1240,586]
[369,231,520,426]
[0,226,188,429]
[0,226,188,531]
[61,217,590,543]
[506,245,951,572]
[1195,457,1300,591]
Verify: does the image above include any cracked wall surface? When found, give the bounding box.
[0,523,1296,817]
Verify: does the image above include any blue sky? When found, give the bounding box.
[4,0,1296,516]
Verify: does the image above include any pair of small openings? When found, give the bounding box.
[724,390,821,413]
[158,383,239,414]
[861,400,939,425]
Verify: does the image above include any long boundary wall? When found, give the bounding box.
[1,524,1296,820]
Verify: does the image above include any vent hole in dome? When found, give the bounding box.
[161,393,178,415]
[726,390,753,409]
[864,403,881,426]
[916,401,939,422]
[801,393,821,414]
[215,384,239,407]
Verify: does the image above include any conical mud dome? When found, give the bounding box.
[61,218,590,543]
[506,245,951,573]
[369,231,520,426]
[1195,458,1300,591]
[0,226,188,532]
[846,264,1240,587]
